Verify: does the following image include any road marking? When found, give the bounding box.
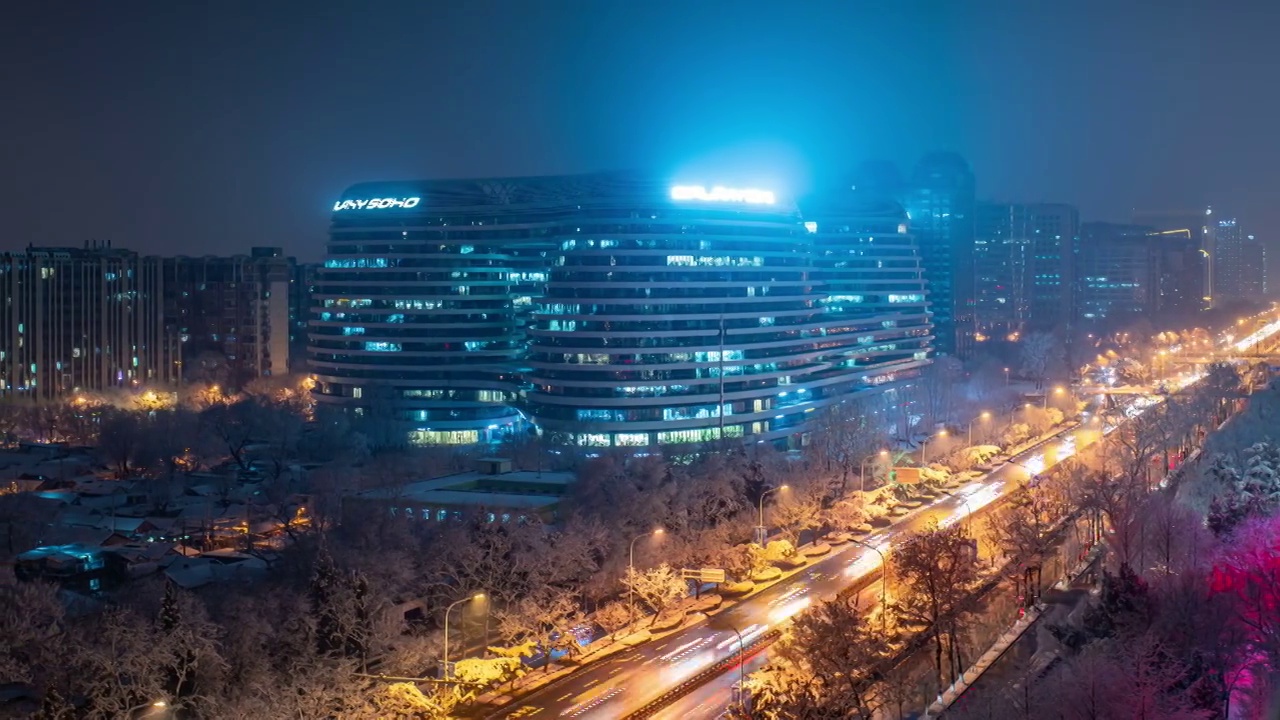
[583,678,602,688]
[609,666,625,675]
[556,693,573,701]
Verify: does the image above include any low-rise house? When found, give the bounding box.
[348,458,575,525]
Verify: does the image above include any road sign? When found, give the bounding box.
[681,568,727,583]
[892,467,921,484]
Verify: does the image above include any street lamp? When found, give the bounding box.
[1044,386,1065,409]
[443,592,485,678]
[968,411,992,445]
[628,529,664,622]
[922,429,948,464]
[1004,367,1010,387]
[859,450,889,493]
[850,538,889,635]
[729,625,748,710]
[757,485,788,543]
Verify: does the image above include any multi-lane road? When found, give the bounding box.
[493,430,1090,719]
[490,313,1280,720]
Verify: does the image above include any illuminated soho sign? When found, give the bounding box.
[332,197,422,212]
[670,185,776,204]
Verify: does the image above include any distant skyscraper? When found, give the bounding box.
[1212,217,1265,303]
[1074,222,1153,323]
[902,153,976,356]
[973,202,1078,337]
[1132,209,1212,309]
[0,244,176,399]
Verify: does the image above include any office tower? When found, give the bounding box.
[1143,228,1204,317]
[1074,222,1153,323]
[0,243,176,399]
[1133,209,1212,309]
[803,189,933,387]
[311,172,933,449]
[312,180,554,446]
[973,203,1078,337]
[1212,218,1266,303]
[902,153,976,356]
[162,248,294,387]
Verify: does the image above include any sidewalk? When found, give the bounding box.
[919,545,1104,718]
[921,606,1044,719]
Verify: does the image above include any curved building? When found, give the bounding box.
[310,180,555,445]
[524,174,824,448]
[311,172,933,449]
[802,191,932,401]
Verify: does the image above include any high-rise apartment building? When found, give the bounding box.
[310,172,933,449]
[902,153,976,356]
[973,203,1078,336]
[162,248,294,387]
[0,244,177,399]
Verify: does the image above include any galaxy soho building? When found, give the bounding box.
[309,172,932,449]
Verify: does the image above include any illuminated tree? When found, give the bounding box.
[622,563,688,623]
[890,521,980,690]
[749,596,888,719]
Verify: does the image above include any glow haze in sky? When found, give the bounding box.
[2,1,1278,260]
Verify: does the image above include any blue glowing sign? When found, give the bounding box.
[670,185,776,205]
[333,197,421,212]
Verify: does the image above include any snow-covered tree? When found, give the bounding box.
[495,587,584,672]
[1019,331,1064,390]
[622,563,688,623]
[747,597,888,719]
[891,522,979,691]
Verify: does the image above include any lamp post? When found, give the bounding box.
[443,592,484,678]
[628,529,664,623]
[757,485,788,544]
[1004,367,1010,387]
[1043,386,1065,409]
[968,411,991,445]
[729,625,747,710]
[859,450,889,493]
[850,538,889,635]
[922,429,948,464]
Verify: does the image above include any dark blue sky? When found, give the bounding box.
[2,1,1277,260]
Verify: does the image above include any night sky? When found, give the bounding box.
[3,1,1278,261]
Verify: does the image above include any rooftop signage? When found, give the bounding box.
[670,185,776,205]
[333,197,421,212]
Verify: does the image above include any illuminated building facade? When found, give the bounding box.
[803,192,932,395]
[313,172,935,449]
[902,154,976,356]
[1212,217,1266,302]
[973,202,1078,336]
[0,244,176,399]
[310,180,553,446]
[1075,222,1153,322]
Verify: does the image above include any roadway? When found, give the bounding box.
[491,314,1280,720]
[490,430,1091,719]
